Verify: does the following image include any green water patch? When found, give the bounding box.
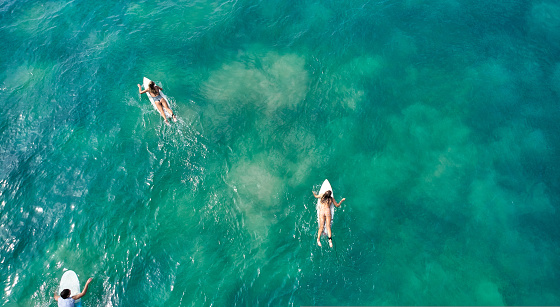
[302,2,334,33]
[463,60,521,134]
[276,125,326,187]
[152,179,273,305]
[137,55,191,91]
[528,1,560,47]
[314,54,386,112]
[338,99,557,302]
[474,280,504,305]
[7,1,69,37]
[159,0,237,35]
[353,102,472,202]
[333,90,558,305]
[123,2,155,26]
[551,62,560,97]
[369,209,507,305]
[404,0,461,11]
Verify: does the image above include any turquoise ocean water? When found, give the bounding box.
[1,0,560,305]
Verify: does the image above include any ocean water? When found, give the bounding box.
[1,0,560,305]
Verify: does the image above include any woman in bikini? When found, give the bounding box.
[137,81,177,124]
[313,190,345,247]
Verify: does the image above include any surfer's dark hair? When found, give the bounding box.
[148,81,157,94]
[60,289,71,299]
[321,190,332,203]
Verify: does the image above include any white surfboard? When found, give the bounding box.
[142,77,173,118]
[317,179,335,236]
[59,270,81,303]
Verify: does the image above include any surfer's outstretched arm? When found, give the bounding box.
[53,292,60,300]
[312,191,321,198]
[333,198,346,207]
[138,84,149,94]
[72,277,93,300]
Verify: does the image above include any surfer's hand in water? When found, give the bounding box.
[86,278,93,284]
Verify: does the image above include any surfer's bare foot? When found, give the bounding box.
[328,238,333,248]
[165,120,171,126]
[172,114,177,122]
[317,240,322,247]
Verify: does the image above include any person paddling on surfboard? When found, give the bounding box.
[313,190,345,247]
[137,81,177,124]
[54,277,93,307]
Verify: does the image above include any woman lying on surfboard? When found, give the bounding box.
[137,81,177,124]
[313,190,345,247]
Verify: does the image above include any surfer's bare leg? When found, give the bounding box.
[160,98,176,121]
[326,214,333,248]
[317,214,325,246]
[155,101,169,124]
